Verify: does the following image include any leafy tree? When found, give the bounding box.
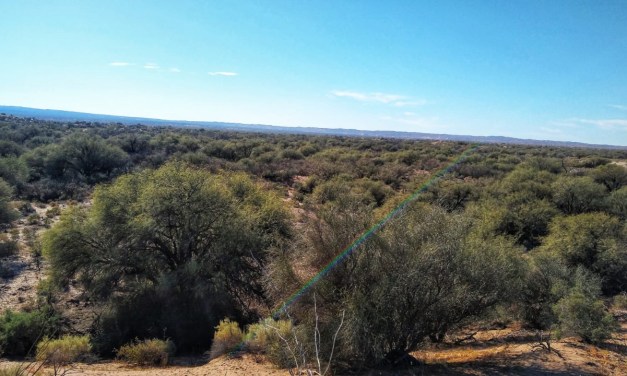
[43,162,291,352]
[540,213,627,294]
[551,176,607,214]
[0,178,17,225]
[341,205,522,363]
[478,195,559,250]
[0,140,24,157]
[48,134,129,181]
[276,202,522,365]
[607,186,627,219]
[0,307,60,356]
[520,252,571,329]
[499,166,555,200]
[521,255,618,343]
[553,269,618,343]
[591,164,627,191]
[427,179,477,212]
[0,156,29,190]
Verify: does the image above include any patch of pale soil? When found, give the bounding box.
[0,250,41,312]
[1,201,69,313]
[1,201,97,330]
[0,355,289,376]
[611,160,627,168]
[412,315,627,376]
[0,319,625,375]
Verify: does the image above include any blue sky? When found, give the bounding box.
[1,1,627,145]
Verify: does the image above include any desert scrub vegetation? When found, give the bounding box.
[116,339,176,366]
[0,234,18,257]
[2,114,626,370]
[0,365,29,376]
[614,293,627,310]
[209,319,244,359]
[245,318,297,368]
[0,307,60,356]
[35,335,92,364]
[43,162,291,353]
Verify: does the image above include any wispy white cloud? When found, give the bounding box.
[169,67,181,73]
[555,117,627,129]
[331,90,427,107]
[332,90,404,104]
[143,63,160,70]
[208,71,238,76]
[608,104,627,111]
[393,99,429,107]
[109,62,132,67]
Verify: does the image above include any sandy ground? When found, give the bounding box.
[0,203,54,313]
[0,355,289,376]
[412,317,627,376]
[611,160,627,168]
[0,316,625,376]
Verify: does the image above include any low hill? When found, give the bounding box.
[1,105,624,150]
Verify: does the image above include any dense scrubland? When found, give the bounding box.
[0,114,626,374]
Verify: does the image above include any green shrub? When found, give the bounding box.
[35,335,92,364]
[45,206,61,218]
[26,214,40,225]
[612,293,627,310]
[554,292,618,343]
[245,318,296,368]
[0,365,28,376]
[116,339,176,366]
[0,235,18,257]
[16,201,35,216]
[209,319,244,359]
[0,308,60,356]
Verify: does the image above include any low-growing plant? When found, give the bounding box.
[26,214,40,226]
[35,335,92,365]
[554,292,618,344]
[116,339,176,366]
[0,235,18,257]
[0,365,29,376]
[209,319,244,359]
[15,201,35,216]
[45,206,61,219]
[8,228,20,241]
[613,293,627,310]
[0,308,60,356]
[245,318,297,368]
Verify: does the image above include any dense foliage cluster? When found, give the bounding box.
[0,114,626,369]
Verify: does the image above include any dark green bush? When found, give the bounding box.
[0,308,60,356]
[0,235,18,258]
[554,292,618,343]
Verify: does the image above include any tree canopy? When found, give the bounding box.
[43,162,291,352]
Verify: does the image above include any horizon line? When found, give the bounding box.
[0,104,625,149]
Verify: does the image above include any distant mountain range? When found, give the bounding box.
[1,105,624,150]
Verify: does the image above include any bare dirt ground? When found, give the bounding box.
[0,315,625,375]
[0,355,288,376]
[611,160,627,168]
[0,202,59,313]
[411,315,627,376]
[1,201,97,331]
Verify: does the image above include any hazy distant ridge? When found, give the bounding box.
[1,105,623,149]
